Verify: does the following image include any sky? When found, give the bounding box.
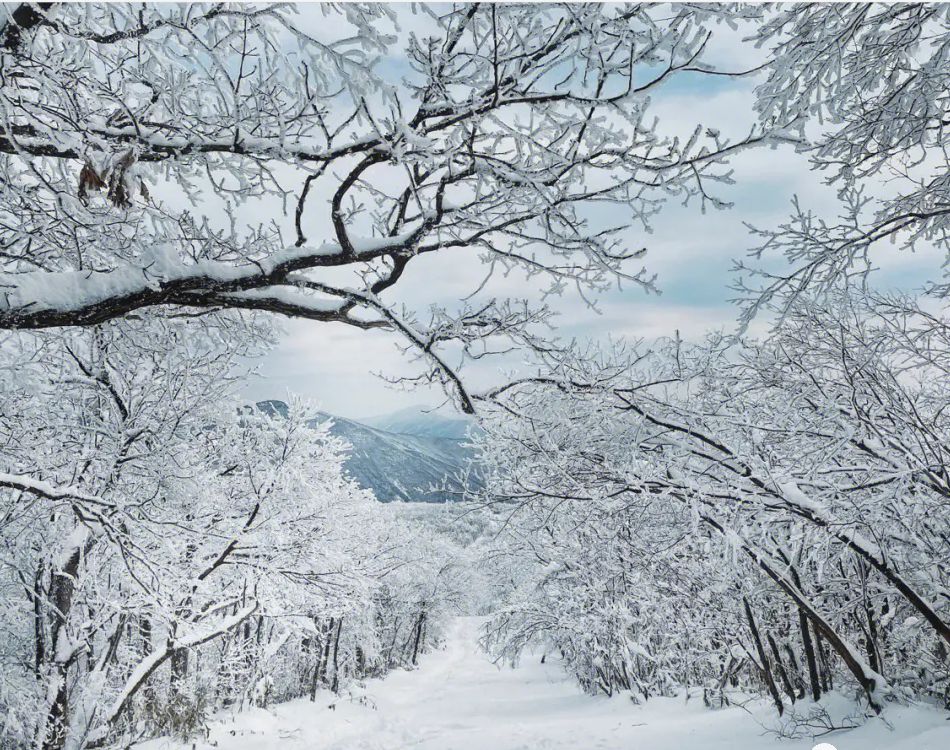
[240,5,945,420]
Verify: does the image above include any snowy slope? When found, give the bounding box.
[136,617,950,750]
[309,412,477,503]
[256,401,479,503]
[363,405,476,440]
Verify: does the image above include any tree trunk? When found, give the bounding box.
[38,542,83,750]
[138,617,155,714]
[814,626,832,693]
[308,615,323,702]
[798,609,821,701]
[781,640,806,700]
[32,560,45,675]
[330,618,343,694]
[766,632,796,704]
[743,597,784,715]
[411,611,426,666]
[319,618,334,685]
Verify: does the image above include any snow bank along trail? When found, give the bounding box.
[139,617,950,750]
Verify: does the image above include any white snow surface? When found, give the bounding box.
[137,617,949,750]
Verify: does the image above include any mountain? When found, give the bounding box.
[362,405,477,440]
[255,401,480,503]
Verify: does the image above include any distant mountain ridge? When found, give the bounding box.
[255,401,480,503]
[362,405,477,440]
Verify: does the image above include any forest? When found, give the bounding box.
[0,3,947,749]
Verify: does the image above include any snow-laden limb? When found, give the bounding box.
[737,4,950,316]
[0,233,420,328]
[85,604,260,747]
[0,121,382,164]
[0,472,110,507]
[0,2,789,409]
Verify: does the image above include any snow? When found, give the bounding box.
[100,606,260,732]
[227,287,345,313]
[777,480,827,514]
[0,471,105,505]
[135,617,950,750]
[0,231,418,318]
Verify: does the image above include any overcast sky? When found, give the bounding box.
[240,6,944,420]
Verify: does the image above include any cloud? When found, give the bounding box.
[242,6,939,420]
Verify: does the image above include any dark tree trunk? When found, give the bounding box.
[411,611,427,666]
[814,629,832,693]
[766,632,796,704]
[781,641,806,700]
[39,543,83,750]
[33,560,45,674]
[858,561,882,675]
[356,645,366,676]
[138,617,156,713]
[799,610,821,701]
[743,597,784,716]
[319,618,334,685]
[330,618,343,694]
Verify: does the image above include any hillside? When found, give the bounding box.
[363,405,476,440]
[256,401,479,503]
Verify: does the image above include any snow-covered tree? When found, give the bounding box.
[0,312,473,749]
[2,3,948,744]
[739,3,950,313]
[476,293,950,715]
[0,2,783,410]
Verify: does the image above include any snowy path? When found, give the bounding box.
[142,617,949,750]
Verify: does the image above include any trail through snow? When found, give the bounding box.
[140,617,949,750]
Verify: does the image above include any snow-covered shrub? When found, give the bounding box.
[0,314,472,749]
[477,294,950,715]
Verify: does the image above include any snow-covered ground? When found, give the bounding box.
[139,617,949,750]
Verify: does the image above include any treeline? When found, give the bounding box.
[477,293,950,718]
[0,316,473,749]
[472,2,950,724]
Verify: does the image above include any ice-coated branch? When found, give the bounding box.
[0,2,782,409]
